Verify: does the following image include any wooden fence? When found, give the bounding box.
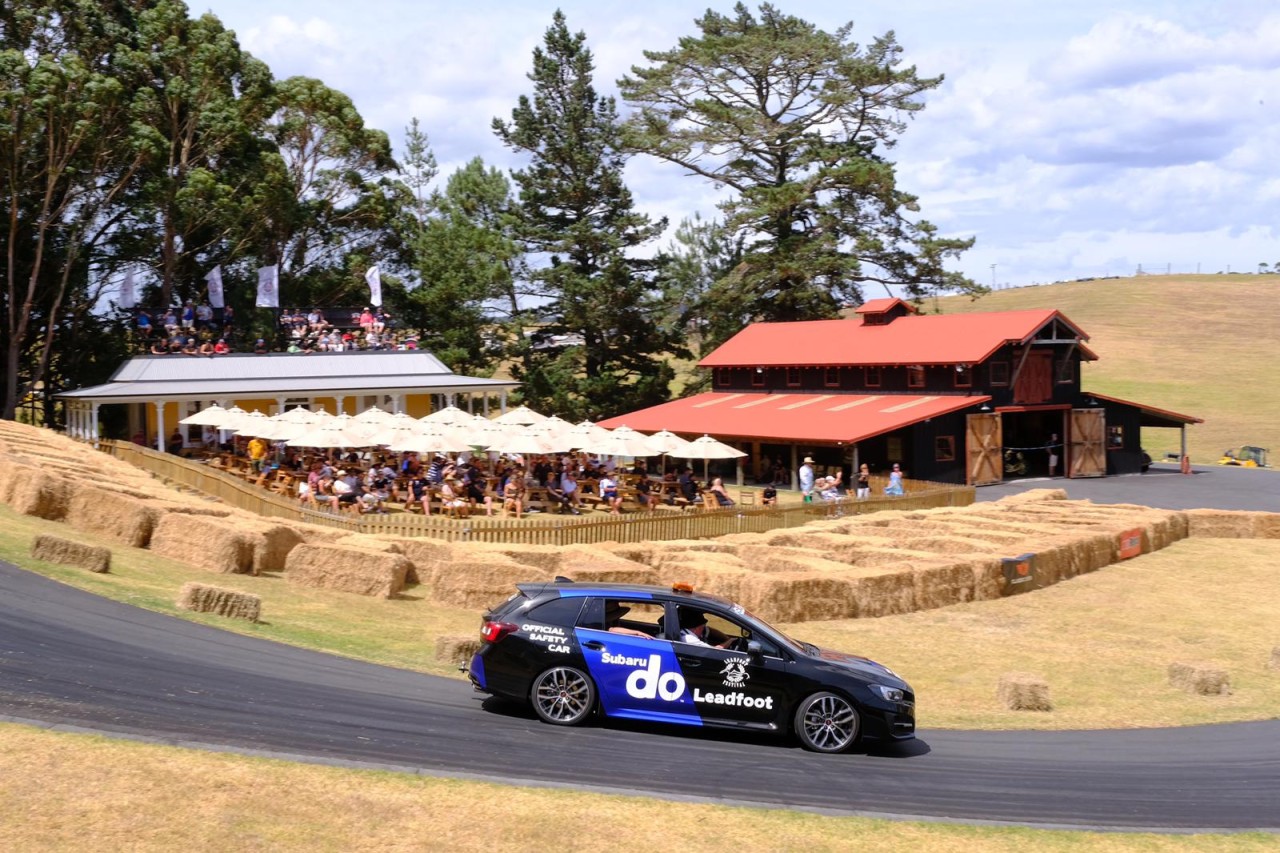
[100,441,975,545]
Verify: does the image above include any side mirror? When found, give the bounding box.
[747,640,764,660]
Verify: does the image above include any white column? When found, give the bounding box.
[276,396,286,415]
[154,401,166,452]
[90,402,101,448]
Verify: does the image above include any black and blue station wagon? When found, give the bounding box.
[466,580,915,753]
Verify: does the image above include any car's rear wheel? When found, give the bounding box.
[794,691,860,753]
[530,666,596,726]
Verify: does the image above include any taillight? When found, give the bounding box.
[481,620,520,643]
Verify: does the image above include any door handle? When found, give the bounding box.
[677,657,702,668]
[583,641,605,650]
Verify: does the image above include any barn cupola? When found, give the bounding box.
[854,298,920,326]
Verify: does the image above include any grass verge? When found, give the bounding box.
[0,722,1275,852]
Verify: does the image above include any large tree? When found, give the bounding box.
[403,157,521,377]
[494,11,677,421]
[116,0,275,308]
[619,2,980,336]
[0,1,152,419]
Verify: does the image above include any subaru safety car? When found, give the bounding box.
[466,580,914,753]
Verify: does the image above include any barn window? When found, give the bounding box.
[1108,425,1124,449]
[751,369,765,388]
[907,366,925,389]
[954,365,973,388]
[989,361,1010,386]
[786,368,801,387]
[864,366,881,388]
[1055,354,1074,384]
[935,436,956,462]
[714,368,731,387]
[824,367,840,387]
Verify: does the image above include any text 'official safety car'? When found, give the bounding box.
[466,580,914,753]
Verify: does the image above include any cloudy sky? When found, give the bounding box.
[197,0,1279,289]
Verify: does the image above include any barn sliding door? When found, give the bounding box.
[1069,408,1106,478]
[966,413,1003,486]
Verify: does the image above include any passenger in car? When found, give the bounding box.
[605,603,651,638]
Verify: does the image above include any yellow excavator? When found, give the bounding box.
[1218,446,1269,468]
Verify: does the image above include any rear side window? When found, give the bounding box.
[526,596,585,627]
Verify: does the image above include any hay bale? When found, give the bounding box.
[435,635,482,666]
[241,521,307,575]
[428,555,551,608]
[285,543,411,599]
[735,572,859,622]
[912,562,978,610]
[1269,647,1280,671]
[554,546,659,584]
[150,513,256,575]
[997,673,1053,711]
[994,489,1068,505]
[64,486,158,547]
[1168,662,1231,696]
[3,465,72,520]
[1254,513,1280,539]
[1185,509,1260,539]
[176,582,261,622]
[30,533,110,574]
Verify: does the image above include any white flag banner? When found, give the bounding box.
[365,265,382,307]
[205,265,224,309]
[256,264,279,308]
[120,268,136,309]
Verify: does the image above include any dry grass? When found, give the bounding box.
[935,275,1280,462]
[0,723,1274,853]
[786,538,1280,730]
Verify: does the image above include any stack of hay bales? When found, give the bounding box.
[150,513,260,574]
[1185,509,1280,539]
[284,542,412,599]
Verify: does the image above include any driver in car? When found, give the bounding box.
[676,609,735,648]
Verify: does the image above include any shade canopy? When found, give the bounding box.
[178,404,228,426]
[491,404,547,426]
[680,434,747,460]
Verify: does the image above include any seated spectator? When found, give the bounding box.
[633,476,654,511]
[761,484,778,506]
[599,471,622,514]
[818,471,843,502]
[560,469,583,514]
[181,337,199,356]
[198,339,215,356]
[136,310,153,338]
[150,337,169,355]
[358,308,375,332]
[501,466,526,519]
[331,469,361,512]
[439,476,470,517]
[213,338,230,354]
[181,301,196,330]
[407,471,431,515]
[253,338,268,354]
[167,428,184,455]
[677,467,699,504]
[708,477,735,507]
[162,309,181,337]
[167,337,183,354]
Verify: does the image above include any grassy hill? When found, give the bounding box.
[932,274,1280,464]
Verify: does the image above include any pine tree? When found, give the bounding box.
[493,11,675,421]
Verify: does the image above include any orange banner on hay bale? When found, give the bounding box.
[1117,528,1143,560]
[1001,552,1036,595]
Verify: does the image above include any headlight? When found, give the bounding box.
[870,683,905,702]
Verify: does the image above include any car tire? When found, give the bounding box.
[793,691,860,753]
[530,666,596,726]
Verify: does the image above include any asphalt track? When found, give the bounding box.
[2,464,1279,831]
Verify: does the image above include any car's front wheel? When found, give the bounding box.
[794,691,860,753]
[530,666,596,726]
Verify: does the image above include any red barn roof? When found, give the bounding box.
[598,392,990,444]
[699,309,1095,368]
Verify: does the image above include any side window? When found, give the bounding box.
[526,596,585,628]
[581,598,665,637]
[674,606,782,657]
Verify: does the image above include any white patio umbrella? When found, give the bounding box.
[361,415,424,448]
[680,434,747,480]
[387,422,476,455]
[419,405,474,426]
[353,405,395,425]
[646,429,695,455]
[178,404,229,426]
[483,422,562,456]
[491,404,547,426]
[577,425,662,459]
[229,410,274,437]
[564,420,612,450]
[286,413,375,449]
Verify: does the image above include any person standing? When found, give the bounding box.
[799,456,816,501]
[884,463,905,496]
[855,463,871,499]
[1047,433,1061,477]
